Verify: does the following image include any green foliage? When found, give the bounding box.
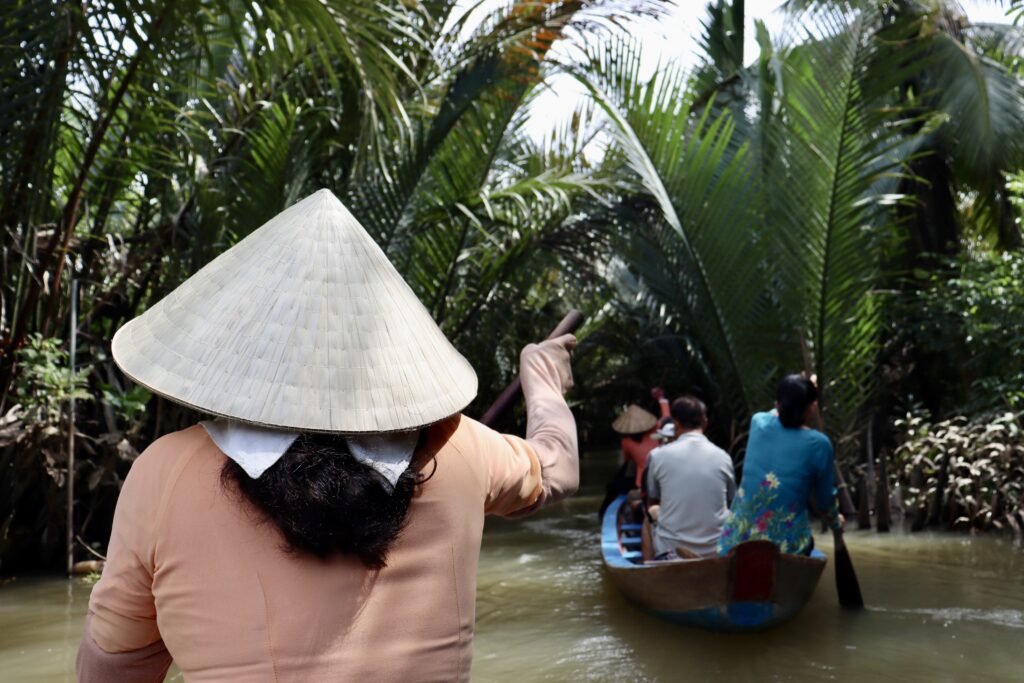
[99,384,152,426]
[901,251,1024,412]
[760,4,922,437]
[893,409,1024,531]
[0,0,640,571]
[1007,168,1024,216]
[577,35,764,420]
[13,335,89,426]
[577,4,922,453]
[576,1,1023,466]
[2,0,1023,568]
[1014,1,1024,26]
[693,0,746,100]
[930,25,1024,184]
[890,2,1024,250]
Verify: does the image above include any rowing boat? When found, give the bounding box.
[601,494,826,631]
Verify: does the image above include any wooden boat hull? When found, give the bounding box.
[601,495,826,632]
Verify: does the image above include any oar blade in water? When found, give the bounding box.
[834,531,864,609]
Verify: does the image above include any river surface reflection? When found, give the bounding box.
[3,451,1023,681]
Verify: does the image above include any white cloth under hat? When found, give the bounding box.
[652,421,676,442]
[200,420,298,478]
[111,188,477,433]
[201,419,419,488]
[346,430,421,488]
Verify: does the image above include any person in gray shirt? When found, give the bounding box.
[645,396,736,559]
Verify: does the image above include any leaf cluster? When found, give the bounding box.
[576,3,926,455]
[898,251,1024,414]
[894,408,1024,531]
[13,334,90,426]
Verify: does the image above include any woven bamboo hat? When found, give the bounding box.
[611,405,658,435]
[112,189,478,433]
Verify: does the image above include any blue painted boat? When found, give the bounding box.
[601,495,826,632]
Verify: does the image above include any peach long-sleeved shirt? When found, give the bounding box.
[79,338,577,682]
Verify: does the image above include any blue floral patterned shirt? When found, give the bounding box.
[718,412,839,555]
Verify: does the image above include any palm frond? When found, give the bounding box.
[928,31,1024,182]
[345,1,591,251]
[765,4,921,435]
[574,36,766,418]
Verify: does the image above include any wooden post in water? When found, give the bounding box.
[857,419,875,529]
[865,419,877,511]
[66,278,78,576]
[910,464,927,531]
[875,447,892,532]
[929,449,951,527]
[857,475,872,530]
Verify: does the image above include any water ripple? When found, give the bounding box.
[871,606,1024,630]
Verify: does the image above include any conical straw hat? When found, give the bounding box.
[112,189,478,433]
[611,405,658,434]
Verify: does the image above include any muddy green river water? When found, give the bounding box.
[2,451,1023,681]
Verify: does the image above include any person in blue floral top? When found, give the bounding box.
[718,375,842,556]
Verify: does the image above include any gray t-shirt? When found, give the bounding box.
[646,432,736,557]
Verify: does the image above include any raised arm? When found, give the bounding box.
[652,387,670,418]
[454,335,578,518]
[519,334,579,508]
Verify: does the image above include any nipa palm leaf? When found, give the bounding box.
[763,4,923,437]
[575,36,766,419]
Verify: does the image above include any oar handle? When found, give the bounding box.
[479,310,584,427]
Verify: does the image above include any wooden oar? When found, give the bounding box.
[797,328,865,610]
[480,310,585,427]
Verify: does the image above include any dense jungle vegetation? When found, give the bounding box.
[3,0,1024,572]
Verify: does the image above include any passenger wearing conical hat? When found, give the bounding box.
[76,189,579,682]
[612,389,670,489]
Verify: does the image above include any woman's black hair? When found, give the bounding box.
[776,374,818,429]
[221,432,425,570]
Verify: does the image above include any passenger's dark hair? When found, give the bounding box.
[671,396,706,429]
[777,374,818,429]
[221,432,423,570]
